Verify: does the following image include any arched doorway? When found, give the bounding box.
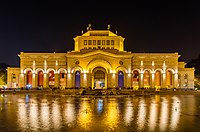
[118,71,124,88]
[92,67,106,89]
[59,70,66,88]
[26,70,32,89]
[75,71,80,88]
[132,70,139,88]
[38,71,43,87]
[155,70,161,87]
[143,70,150,88]
[166,70,173,88]
[48,70,55,87]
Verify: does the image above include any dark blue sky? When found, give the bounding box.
[0,1,200,66]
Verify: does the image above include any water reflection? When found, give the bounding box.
[64,98,75,126]
[77,98,93,131]
[1,94,196,131]
[124,98,134,126]
[170,96,181,131]
[40,99,50,131]
[159,97,169,131]
[137,98,146,130]
[104,98,119,131]
[148,98,158,131]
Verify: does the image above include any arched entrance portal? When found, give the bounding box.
[92,67,107,89]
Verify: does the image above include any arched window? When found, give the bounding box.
[60,70,66,87]
[49,70,55,86]
[143,70,150,87]
[75,71,80,88]
[155,71,161,86]
[26,71,32,88]
[166,70,172,87]
[118,71,124,88]
[133,70,139,87]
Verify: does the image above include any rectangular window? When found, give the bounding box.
[88,40,92,45]
[111,40,114,45]
[97,40,101,45]
[106,40,110,45]
[84,40,87,45]
[102,40,105,45]
[93,40,96,45]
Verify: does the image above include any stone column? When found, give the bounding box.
[174,73,178,88]
[162,73,166,88]
[82,73,87,88]
[140,73,144,88]
[32,73,36,88]
[67,73,72,88]
[109,73,116,88]
[43,73,47,88]
[126,73,132,88]
[151,73,155,88]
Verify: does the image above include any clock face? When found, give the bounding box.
[119,60,123,65]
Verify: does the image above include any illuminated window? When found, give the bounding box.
[111,40,114,45]
[106,40,110,45]
[84,40,87,45]
[94,70,105,79]
[118,71,124,88]
[75,71,80,88]
[93,40,96,45]
[102,40,105,45]
[88,40,92,45]
[97,40,101,45]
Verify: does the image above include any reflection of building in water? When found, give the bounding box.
[104,99,119,130]
[159,97,169,131]
[15,95,198,131]
[7,24,194,90]
[64,98,75,124]
[148,98,158,131]
[77,99,93,131]
[137,98,147,130]
[124,98,134,126]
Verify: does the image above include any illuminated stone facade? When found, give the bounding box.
[7,26,195,89]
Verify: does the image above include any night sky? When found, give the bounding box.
[0,1,200,67]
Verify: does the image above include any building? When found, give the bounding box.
[7,25,195,90]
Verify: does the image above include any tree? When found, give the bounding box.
[0,63,10,85]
